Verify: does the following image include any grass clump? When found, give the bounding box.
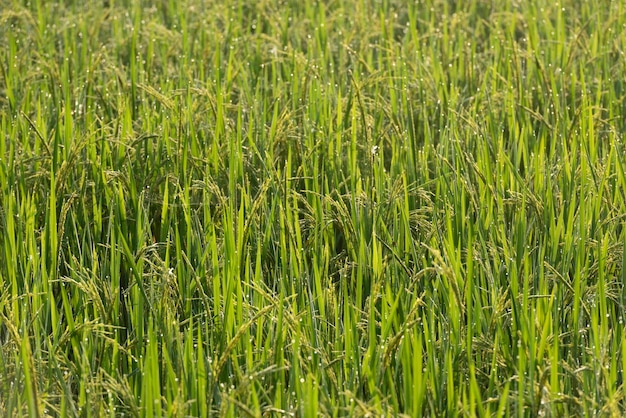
[1,0,626,416]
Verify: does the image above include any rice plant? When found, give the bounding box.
[1,0,626,416]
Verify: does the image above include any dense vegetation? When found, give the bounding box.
[2,0,626,416]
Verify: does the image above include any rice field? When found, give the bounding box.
[1,0,626,416]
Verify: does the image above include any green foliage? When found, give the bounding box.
[1,0,626,416]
